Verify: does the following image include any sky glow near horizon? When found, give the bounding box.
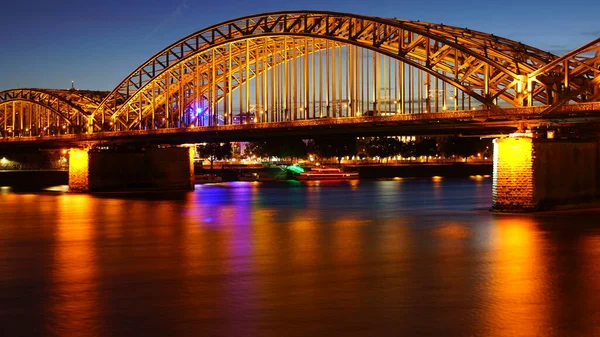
[1,0,598,92]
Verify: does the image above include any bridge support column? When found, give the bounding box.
[68,147,194,192]
[68,148,91,192]
[492,136,600,212]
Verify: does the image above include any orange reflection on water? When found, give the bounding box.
[484,216,550,337]
[331,217,366,265]
[49,194,100,337]
[434,222,471,240]
[288,210,319,267]
[580,235,600,335]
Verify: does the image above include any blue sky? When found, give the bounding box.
[1,0,598,91]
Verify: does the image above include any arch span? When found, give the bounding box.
[0,89,108,135]
[97,11,567,130]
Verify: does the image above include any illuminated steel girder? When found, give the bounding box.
[0,88,108,136]
[528,38,600,111]
[114,37,333,130]
[97,10,580,130]
[95,11,597,129]
[1,11,598,139]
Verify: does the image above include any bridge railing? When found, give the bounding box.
[1,103,600,144]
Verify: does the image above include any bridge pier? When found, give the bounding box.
[492,135,600,212]
[69,147,194,192]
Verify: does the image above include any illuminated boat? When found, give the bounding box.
[297,167,359,180]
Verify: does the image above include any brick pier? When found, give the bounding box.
[492,136,600,212]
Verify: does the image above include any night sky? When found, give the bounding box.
[1,0,598,91]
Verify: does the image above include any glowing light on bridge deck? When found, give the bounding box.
[432,176,443,182]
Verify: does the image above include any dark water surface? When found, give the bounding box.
[0,179,599,337]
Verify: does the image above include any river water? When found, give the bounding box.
[0,178,599,337]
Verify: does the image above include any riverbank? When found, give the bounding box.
[0,170,68,190]
[352,163,492,179]
[0,163,493,190]
[196,163,492,181]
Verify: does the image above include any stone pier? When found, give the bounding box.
[69,147,194,192]
[492,136,600,212]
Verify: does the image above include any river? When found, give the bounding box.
[0,178,599,336]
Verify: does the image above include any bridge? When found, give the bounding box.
[1,11,599,146]
[1,10,599,211]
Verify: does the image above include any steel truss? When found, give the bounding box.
[1,11,598,137]
[93,11,599,132]
[0,89,107,136]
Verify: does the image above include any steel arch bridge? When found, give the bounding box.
[1,10,599,141]
[0,88,108,137]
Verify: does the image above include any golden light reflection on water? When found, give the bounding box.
[434,222,471,239]
[484,216,550,337]
[288,210,320,267]
[251,210,277,275]
[3,180,600,336]
[331,217,366,266]
[49,194,100,337]
[580,235,600,335]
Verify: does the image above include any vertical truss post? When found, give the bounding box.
[245,40,250,124]
[255,44,259,123]
[337,43,342,117]
[312,38,316,118]
[304,39,309,120]
[332,41,337,118]
[292,39,297,121]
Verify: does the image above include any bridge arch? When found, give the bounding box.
[0,89,107,136]
[97,11,565,130]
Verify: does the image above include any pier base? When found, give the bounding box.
[69,147,194,192]
[492,136,599,212]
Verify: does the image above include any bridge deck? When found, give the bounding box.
[1,103,599,149]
